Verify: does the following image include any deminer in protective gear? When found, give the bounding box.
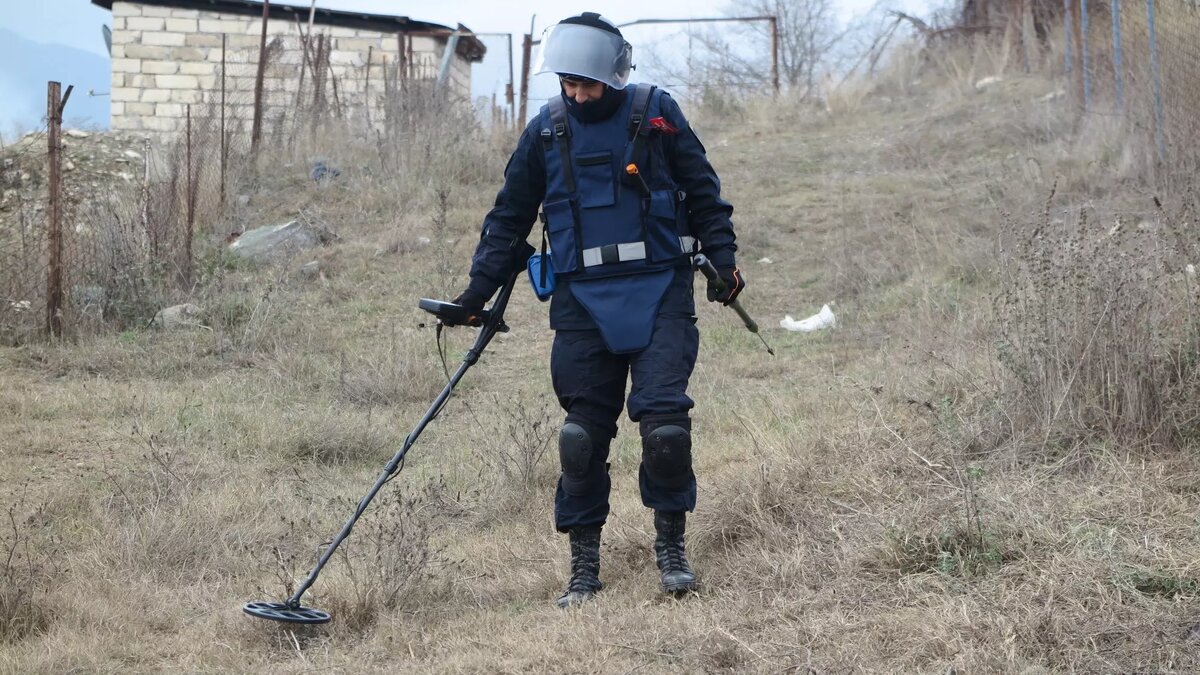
[450,12,744,608]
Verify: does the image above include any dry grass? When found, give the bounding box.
[2,39,1200,672]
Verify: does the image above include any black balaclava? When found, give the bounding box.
[562,84,626,123]
[557,12,628,123]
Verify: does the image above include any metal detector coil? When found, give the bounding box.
[242,601,331,625]
[243,272,520,625]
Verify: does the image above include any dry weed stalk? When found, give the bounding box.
[997,184,1200,450]
[0,493,57,643]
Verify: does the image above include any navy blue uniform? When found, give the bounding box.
[465,87,736,531]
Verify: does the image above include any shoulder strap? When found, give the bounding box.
[543,95,575,193]
[627,84,656,141]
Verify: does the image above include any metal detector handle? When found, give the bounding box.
[694,254,757,332]
[283,270,521,610]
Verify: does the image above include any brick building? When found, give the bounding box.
[90,0,486,136]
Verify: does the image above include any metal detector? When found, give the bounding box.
[242,272,518,625]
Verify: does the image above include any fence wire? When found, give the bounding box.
[1,22,500,344]
[1064,0,1200,174]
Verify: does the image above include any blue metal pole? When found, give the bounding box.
[1063,0,1074,74]
[1111,0,1124,115]
[1080,0,1091,110]
[1146,0,1166,163]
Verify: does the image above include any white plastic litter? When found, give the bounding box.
[781,304,836,332]
[757,257,772,264]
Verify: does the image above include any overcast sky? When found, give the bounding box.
[2,0,938,134]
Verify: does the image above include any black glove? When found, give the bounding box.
[706,267,745,306]
[444,289,486,327]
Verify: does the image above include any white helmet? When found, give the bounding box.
[533,13,633,90]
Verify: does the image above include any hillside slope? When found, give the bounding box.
[1,63,1197,672]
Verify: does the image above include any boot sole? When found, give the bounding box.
[662,581,699,594]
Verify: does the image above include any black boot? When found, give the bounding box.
[654,511,698,594]
[557,526,603,608]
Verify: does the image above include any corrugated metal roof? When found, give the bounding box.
[90,0,486,61]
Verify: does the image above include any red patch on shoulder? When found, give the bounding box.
[648,117,678,134]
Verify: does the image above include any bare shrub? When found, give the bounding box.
[473,393,558,492]
[97,427,218,577]
[996,186,1200,450]
[325,480,457,633]
[0,495,57,643]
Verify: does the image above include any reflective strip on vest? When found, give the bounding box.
[581,236,697,268]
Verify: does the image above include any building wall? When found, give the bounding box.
[108,1,473,136]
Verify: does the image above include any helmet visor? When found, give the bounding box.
[533,23,632,90]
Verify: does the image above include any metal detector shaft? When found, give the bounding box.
[284,272,518,609]
[693,254,775,356]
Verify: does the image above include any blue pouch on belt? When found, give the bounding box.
[527,251,555,302]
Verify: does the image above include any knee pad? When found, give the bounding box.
[559,423,593,491]
[640,416,692,490]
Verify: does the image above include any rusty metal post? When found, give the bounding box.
[506,33,516,126]
[220,32,226,209]
[365,45,373,127]
[45,81,70,338]
[769,15,780,95]
[251,0,270,155]
[184,104,194,289]
[1069,0,1085,103]
[519,32,532,124]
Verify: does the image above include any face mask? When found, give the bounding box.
[562,85,626,123]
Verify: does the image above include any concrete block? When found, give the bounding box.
[111,102,125,116]
[143,31,186,47]
[225,34,260,49]
[141,89,173,103]
[127,74,158,89]
[112,17,126,30]
[157,74,200,89]
[410,36,438,52]
[155,103,185,118]
[141,117,180,132]
[169,47,205,61]
[186,33,223,48]
[225,63,259,78]
[221,19,253,34]
[197,75,218,89]
[111,87,140,102]
[329,50,362,66]
[112,2,141,18]
[112,117,142,131]
[170,89,203,104]
[126,102,156,116]
[165,18,198,32]
[144,61,180,75]
[111,44,126,58]
[127,17,165,31]
[112,58,141,74]
[180,62,217,76]
[125,44,171,59]
[139,5,173,18]
[336,37,382,52]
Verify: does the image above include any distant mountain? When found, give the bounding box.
[0,28,110,140]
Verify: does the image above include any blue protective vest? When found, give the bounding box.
[538,85,695,353]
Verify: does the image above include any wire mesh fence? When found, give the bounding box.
[0,19,502,345]
[1062,0,1200,176]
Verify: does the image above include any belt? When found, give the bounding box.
[581,236,696,268]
